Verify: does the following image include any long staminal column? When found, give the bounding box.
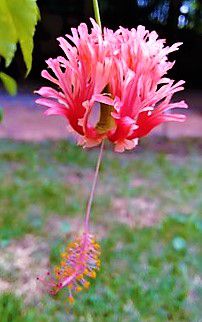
[37,0,104,305]
[37,234,101,303]
[84,140,104,231]
[37,141,104,303]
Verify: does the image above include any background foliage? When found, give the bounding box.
[0,0,201,88]
[0,0,40,94]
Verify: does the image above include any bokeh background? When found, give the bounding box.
[0,1,202,321]
[5,0,202,90]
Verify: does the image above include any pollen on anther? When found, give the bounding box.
[37,233,101,303]
[68,295,75,304]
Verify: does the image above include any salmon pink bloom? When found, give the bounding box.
[36,15,188,305]
[35,19,187,152]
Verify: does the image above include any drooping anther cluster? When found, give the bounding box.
[37,233,101,303]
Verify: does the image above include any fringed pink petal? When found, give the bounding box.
[35,19,188,151]
[114,138,139,153]
[44,107,69,117]
[109,116,138,143]
[36,98,67,110]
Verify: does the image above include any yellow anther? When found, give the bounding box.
[84,269,88,275]
[68,295,74,304]
[61,252,68,259]
[54,266,60,276]
[89,271,96,278]
[83,281,90,289]
[76,286,82,293]
[60,261,66,266]
[94,243,100,250]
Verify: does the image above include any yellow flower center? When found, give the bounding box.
[96,85,115,134]
[96,101,115,134]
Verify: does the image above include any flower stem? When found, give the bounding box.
[93,0,102,27]
[84,0,103,232]
[84,140,104,231]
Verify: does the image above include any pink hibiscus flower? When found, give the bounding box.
[35,19,187,151]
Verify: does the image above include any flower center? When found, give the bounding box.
[96,86,115,134]
[96,101,115,134]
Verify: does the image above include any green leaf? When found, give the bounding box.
[0,72,17,96]
[0,108,3,123]
[0,1,17,66]
[0,0,40,74]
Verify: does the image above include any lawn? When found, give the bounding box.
[0,139,201,322]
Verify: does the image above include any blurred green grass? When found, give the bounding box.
[0,139,201,321]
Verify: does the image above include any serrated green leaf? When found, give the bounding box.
[0,72,17,96]
[0,0,40,73]
[0,0,17,66]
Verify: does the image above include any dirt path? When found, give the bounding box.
[0,91,201,141]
